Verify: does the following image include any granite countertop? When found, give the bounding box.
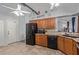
[35,33,47,35]
[36,32,79,43]
[58,35,79,43]
[45,30,79,43]
[73,38,79,43]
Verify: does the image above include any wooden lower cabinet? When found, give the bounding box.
[57,36,65,52]
[72,40,77,55]
[64,38,73,55]
[57,36,78,55]
[35,34,48,47]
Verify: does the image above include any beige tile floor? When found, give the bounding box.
[0,41,64,55]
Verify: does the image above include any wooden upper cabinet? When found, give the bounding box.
[46,18,56,29]
[45,18,50,29]
[30,17,56,29]
[36,19,44,29]
[42,20,46,28]
[51,18,56,29]
[37,20,42,28]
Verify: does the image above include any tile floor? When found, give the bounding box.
[0,41,64,55]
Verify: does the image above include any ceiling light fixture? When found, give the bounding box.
[50,3,55,9]
[50,3,60,9]
[55,3,60,7]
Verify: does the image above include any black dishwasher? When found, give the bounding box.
[48,35,57,50]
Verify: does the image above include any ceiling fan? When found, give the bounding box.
[1,4,31,16]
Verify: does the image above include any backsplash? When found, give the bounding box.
[56,16,78,32]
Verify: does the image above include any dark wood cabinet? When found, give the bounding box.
[35,34,48,47]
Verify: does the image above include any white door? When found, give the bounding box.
[7,20,17,44]
[0,20,4,46]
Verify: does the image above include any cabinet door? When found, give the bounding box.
[35,35,40,45]
[72,40,77,55]
[37,20,40,28]
[64,38,73,55]
[35,35,43,45]
[50,18,55,29]
[38,20,43,28]
[38,35,47,47]
[57,36,64,52]
[47,19,51,29]
[45,18,56,29]
[35,34,48,47]
[42,20,46,28]
[41,35,48,47]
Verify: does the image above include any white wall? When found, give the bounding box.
[0,14,31,46]
[0,15,18,45]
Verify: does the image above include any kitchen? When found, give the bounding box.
[26,16,79,55]
[0,3,79,55]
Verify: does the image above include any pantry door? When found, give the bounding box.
[7,20,17,44]
[0,20,4,46]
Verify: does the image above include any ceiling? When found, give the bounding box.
[0,3,79,17]
[51,3,79,17]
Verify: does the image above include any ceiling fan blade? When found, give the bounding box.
[21,10,31,14]
[1,5,16,10]
[11,11,19,16]
[19,12,24,16]
[17,4,21,10]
